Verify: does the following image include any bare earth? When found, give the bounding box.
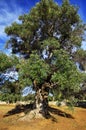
[0,104,86,130]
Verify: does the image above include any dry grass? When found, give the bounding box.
[0,104,86,130]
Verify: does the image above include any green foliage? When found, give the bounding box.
[51,49,84,99]
[19,52,50,87]
[0,52,19,72]
[74,49,86,70]
[0,52,20,103]
[0,93,21,103]
[4,0,86,105]
[0,52,12,72]
[42,37,60,50]
[0,80,22,103]
[51,49,82,90]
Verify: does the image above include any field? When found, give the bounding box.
[0,104,86,130]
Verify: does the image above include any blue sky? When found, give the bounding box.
[0,0,86,54]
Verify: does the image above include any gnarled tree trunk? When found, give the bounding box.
[34,82,50,118]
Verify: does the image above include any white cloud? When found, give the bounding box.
[0,1,24,40]
[0,25,7,39]
[0,1,24,54]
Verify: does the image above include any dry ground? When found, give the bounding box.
[0,104,86,130]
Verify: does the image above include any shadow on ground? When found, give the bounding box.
[76,101,86,108]
[48,106,74,119]
[3,103,34,117]
[3,103,74,121]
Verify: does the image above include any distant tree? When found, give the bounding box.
[0,52,20,103]
[23,94,35,102]
[5,0,86,117]
[0,52,19,88]
[0,81,22,103]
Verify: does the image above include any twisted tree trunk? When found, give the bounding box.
[34,82,50,118]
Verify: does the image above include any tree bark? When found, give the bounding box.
[34,82,50,118]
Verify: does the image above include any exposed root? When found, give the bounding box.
[19,109,44,121]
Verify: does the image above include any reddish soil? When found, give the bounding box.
[0,104,86,130]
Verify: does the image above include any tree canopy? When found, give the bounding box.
[4,0,86,116]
